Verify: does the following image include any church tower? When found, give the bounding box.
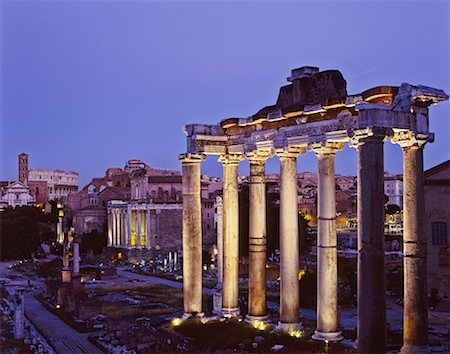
[18,153,29,185]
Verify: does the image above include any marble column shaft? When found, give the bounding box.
[399,138,428,353]
[313,143,343,341]
[73,239,80,276]
[14,290,24,340]
[180,154,204,315]
[220,154,242,317]
[216,196,224,285]
[137,210,141,248]
[278,151,301,327]
[247,153,269,319]
[354,129,388,353]
[127,209,132,248]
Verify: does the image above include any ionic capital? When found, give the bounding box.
[390,131,433,149]
[245,149,274,165]
[309,141,344,156]
[348,127,393,148]
[218,153,244,165]
[275,146,306,159]
[179,153,206,164]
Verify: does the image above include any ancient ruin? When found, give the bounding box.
[180,66,448,353]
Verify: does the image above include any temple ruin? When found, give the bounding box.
[179,66,448,353]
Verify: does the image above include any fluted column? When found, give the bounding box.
[180,153,205,316]
[127,208,132,248]
[107,210,113,247]
[245,150,272,322]
[310,142,344,342]
[219,153,243,317]
[351,127,390,353]
[392,131,430,353]
[146,208,151,250]
[136,210,141,249]
[277,147,304,331]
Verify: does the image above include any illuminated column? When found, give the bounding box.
[107,210,113,247]
[72,235,80,276]
[216,195,224,284]
[219,153,243,317]
[146,208,151,250]
[61,234,71,283]
[311,142,344,342]
[14,289,25,339]
[351,128,390,353]
[392,132,430,353]
[246,150,272,322]
[127,208,132,248]
[277,147,304,331]
[121,210,127,246]
[141,210,146,248]
[180,153,205,316]
[137,209,141,249]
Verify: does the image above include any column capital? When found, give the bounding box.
[309,141,344,156]
[276,146,306,159]
[245,149,274,164]
[179,153,206,163]
[390,131,433,149]
[348,127,393,148]
[218,153,244,165]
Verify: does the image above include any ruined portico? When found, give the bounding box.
[180,66,448,353]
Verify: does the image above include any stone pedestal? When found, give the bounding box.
[392,132,430,353]
[311,142,343,342]
[277,148,303,330]
[180,153,205,316]
[246,150,271,322]
[213,286,223,316]
[352,128,389,353]
[219,154,243,317]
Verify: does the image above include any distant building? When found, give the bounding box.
[384,173,403,208]
[16,153,78,205]
[0,181,35,208]
[425,160,450,297]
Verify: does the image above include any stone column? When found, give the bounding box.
[180,153,205,316]
[137,209,141,249]
[219,153,243,317]
[127,208,132,248]
[392,131,430,353]
[107,210,113,247]
[311,142,344,342]
[351,128,390,353]
[61,233,71,283]
[277,147,304,331]
[146,208,151,250]
[14,289,25,339]
[72,235,80,277]
[245,150,272,322]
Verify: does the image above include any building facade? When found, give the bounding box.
[425,160,450,298]
[0,181,35,208]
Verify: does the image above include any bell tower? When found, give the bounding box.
[18,153,29,185]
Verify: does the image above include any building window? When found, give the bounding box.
[432,222,448,246]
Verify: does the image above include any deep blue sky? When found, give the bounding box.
[1,0,449,187]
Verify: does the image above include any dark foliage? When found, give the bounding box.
[0,206,56,260]
[80,225,107,255]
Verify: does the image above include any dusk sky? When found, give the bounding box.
[1,0,449,187]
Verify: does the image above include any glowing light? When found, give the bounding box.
[252,320,267,331]
[172,318,182,327]
[55,304,61,309]
[200,318,208,324]
[288,329,305,338]
[298,269,306,280]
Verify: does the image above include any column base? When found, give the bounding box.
[312,330,343,342]
[400,344,429,354]
[222,307,240,318]
[182,312,205,320]
[245,314,269,324]
[276,321,303,333]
